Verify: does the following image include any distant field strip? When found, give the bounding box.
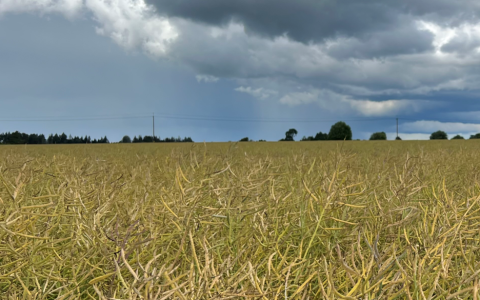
[1,141,480,299]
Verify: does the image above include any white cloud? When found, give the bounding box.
[196,74,219,83]
[417,21,457,54]
[402,120,480,133]
[85,0,177,56]
[345,99,425,116]
[279,91,319,106]
[417,21,480,55]
[235,86,277,100]
[0,0,178,56]
[0,0,83,18]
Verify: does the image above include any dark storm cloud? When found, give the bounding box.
[326,22,434,59]
[147,0,478,43]
[148,0,399,43]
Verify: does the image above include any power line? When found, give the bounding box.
[0,115,150,122]
[0,112,469,124]
[0,113,395,123]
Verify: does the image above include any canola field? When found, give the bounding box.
[1,141,480,299]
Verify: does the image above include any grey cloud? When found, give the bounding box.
[326,22,434,59]
[441,32,480,54]
[167,19,462,96]
[147,0,480,43]
[147,0,402,43]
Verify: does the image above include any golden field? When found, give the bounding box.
[1,141,480,299]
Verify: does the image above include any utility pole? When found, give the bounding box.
[396,117,398,138]
[153,113,155,143]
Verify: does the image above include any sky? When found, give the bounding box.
[1,0,480,141]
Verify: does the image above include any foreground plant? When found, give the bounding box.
[0,141,479,299]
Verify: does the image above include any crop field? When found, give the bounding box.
[1,141,480,299]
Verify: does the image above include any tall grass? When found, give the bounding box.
[1,141,480,299]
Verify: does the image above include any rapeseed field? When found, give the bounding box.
[1,141,480,299]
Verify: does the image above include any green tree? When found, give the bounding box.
[240,137,249,142]
[143,136,153,143]
[430,130,448,140]
[470,133,480,139]
[451,135,465,140]
[369,132,387,140]
[301,136,315,141]
[60,133,67,144]
[9,131,25,144]
[121,135,132,143]
[314,132,328,140]
[328,122,352,140]
[284,128,298,141]
[38,134,46,144]
[395,136,402,140]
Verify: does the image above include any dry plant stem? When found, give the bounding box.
[0,141,480,298]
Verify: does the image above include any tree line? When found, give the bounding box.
[430,131,480,140]
[2,125,479,145]
[239,121,480,142]
[124,135,193,143]
[0,131,194,144]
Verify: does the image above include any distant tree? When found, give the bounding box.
[430,130,448,140]
[451,135,465,140]
[301,136,315,141]
[395,136,402,140]
[60,133,67,144]
[258,139,266,142]
[138,135,143,143]
[240,137,249,142]
[121,135,132,143]
[27,134,38,144]
[314,132,328,140]
[284,128,298,141]
[143,136,153,143]
[369,132,387,140]
[0,132,7,143]
[53,134,60,144]
[38,134,46,144]
[328,122,352,140]
[10,131,25,144]
[470,133,480,139]
[21,133,28,143]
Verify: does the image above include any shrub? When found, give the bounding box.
[470,133,480,139]
[430,131,448,140]
[369,132,387,140]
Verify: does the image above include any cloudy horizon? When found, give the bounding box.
[2,0,480,141]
